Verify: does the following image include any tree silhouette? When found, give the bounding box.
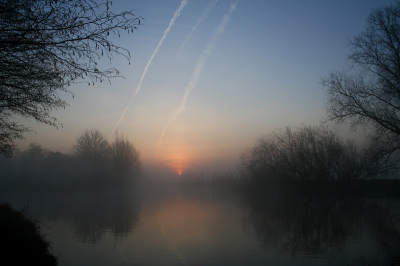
[72,129,110,165]
[111,133,141,179]
[0,0,141,157]
[240,125,365,182]
[322,2,400,170]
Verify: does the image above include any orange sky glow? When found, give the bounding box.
[157,148,193,174]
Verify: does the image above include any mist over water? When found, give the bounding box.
[2,184,399,266]
[1,125,400,265]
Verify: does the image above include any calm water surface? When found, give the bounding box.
[3,187,400,265]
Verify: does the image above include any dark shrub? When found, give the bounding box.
[0,203,57,265]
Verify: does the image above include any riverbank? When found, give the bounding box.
[0,203,58,266]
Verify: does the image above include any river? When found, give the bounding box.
[2,186,400,265]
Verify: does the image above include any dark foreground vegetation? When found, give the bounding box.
[0,203,57,266]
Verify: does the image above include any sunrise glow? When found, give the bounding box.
[12,0,390,177]
[155,143,194,174]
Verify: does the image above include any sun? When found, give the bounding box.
[178,172,182,175]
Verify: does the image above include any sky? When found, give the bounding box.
[15,0,397,178]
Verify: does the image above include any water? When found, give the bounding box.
[2,188,400,265]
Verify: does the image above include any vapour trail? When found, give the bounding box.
[156,1,238,156]
[110,0,187,139]
[176,0,218,58]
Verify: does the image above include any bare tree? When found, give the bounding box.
[111,133,140,179]
[0,0,142,157]
[322,2,400,169]
[72,129,110,164]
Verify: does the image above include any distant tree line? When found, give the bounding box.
[0,129,141,191]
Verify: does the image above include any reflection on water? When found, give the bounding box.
[243,197,400,265]
[73,192,140,245]
[243,198,361,254]
[2,188,400,265]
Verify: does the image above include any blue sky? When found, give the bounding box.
[16,0,396,176]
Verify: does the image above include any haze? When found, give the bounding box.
[14,0,395,177]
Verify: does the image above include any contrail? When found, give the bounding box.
[110,0,187,139]
[156,1,238,156]
[176,0,218,58]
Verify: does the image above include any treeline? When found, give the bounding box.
[0,129,141,192]
[239,125,399,198]
[240,125,388,182]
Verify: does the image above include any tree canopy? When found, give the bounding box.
[322,2,400,169]
[72,129,110,163]
[111,133,141,177]
[72,129,141,180]
[0,0,141,157]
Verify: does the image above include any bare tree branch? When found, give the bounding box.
[323,2,400,169]
[0,0,142,157]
